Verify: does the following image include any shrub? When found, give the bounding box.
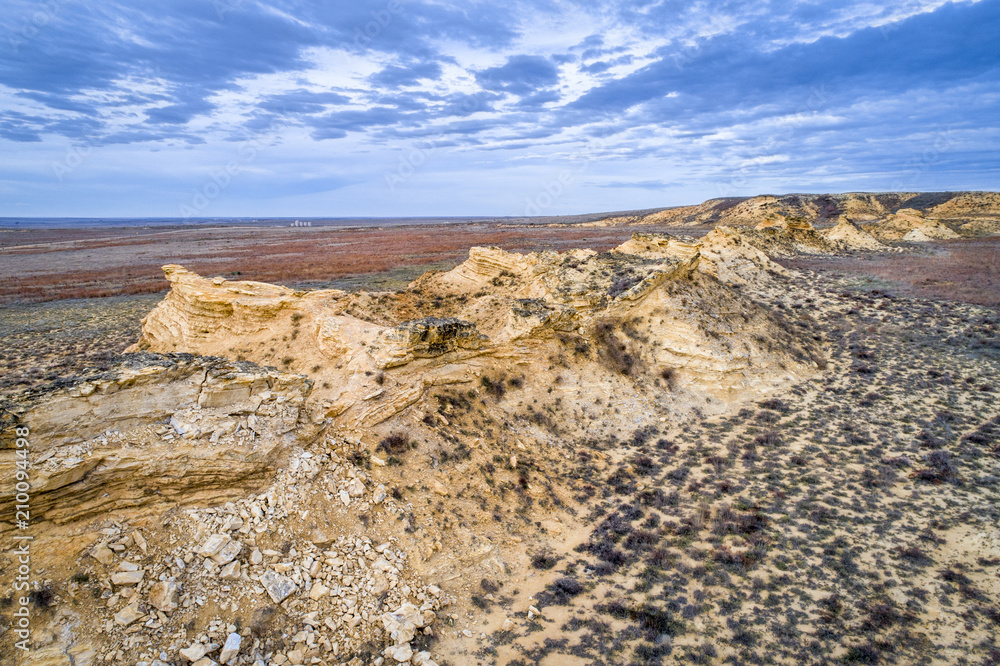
[549,577,584,603]
[754,430,781,447]
[843,643,881,664]
[660,367,678,390]
[594,319,635,376]
[913,450,957,483]
[480,375,506,401]
[531,551,560,570]
[759,398,790,413]
[862,601,901,631]
[378,432,411,455]
[608,274,643,298]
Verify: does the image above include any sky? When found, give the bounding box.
[0,0,998,219]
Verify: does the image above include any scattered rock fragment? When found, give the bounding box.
[412,652,439,666]
[219,560,241,580]
[179,642,208,662]
[90,544,115,565]
[197,534,230,559]
[218,632,242,665]
[260,569,297,603]
[113,602,144,627]
[148,581,179,613]
[110,570,144,586]
[381,603,427,643]
[308,581,329,600]
[211,539,242,566]
[133,529,148,554]
[385,643,413,662]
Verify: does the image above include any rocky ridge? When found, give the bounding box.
[3,231,842,665]
[585,191,1000,239]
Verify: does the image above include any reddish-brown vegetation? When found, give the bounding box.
[781,237,1000,307]
[0,223,675,303]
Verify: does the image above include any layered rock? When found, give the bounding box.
[862,208,961,241]
[612,229,787,287]
[128,240,823,434]
[376,317,487,367]
[925,191,1000,223]
[0,354,314,531]
[0,238,837,664]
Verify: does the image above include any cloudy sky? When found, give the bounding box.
[0,0,997,218]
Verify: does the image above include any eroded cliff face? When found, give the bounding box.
[821,216,887,250]
[130,237,824,432]
[863,208,961,241]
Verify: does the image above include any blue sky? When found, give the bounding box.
[0,0,997,218]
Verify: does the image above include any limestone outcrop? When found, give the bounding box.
[129,241,823,431]
[611,229,788,286]
[0,238,834,665]
[864,208,961,241]
[0,354,314,531]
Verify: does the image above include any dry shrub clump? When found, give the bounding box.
[594,319,636,375]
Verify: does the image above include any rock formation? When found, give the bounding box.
[864,208,961,241]
[820,216,887,251]
[0,354,315,531]
[129,241,822,431]
[584,191,1000,237]
[1,239,832,665]
[612,229,788,286]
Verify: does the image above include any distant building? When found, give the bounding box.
[290,220,312,227]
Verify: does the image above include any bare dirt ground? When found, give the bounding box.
[0,295,161,397]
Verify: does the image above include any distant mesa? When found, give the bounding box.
[584,191,1000,241]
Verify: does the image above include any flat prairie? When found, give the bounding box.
[781,237,1000,308]
[0,222,707,303]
